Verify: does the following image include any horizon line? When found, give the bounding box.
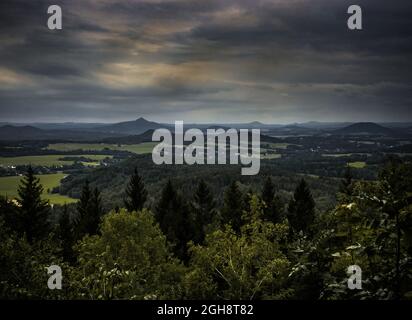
[1,118,412,126]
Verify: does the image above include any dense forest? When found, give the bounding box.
[1,157,411,299]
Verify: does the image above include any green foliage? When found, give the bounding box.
[339,164,354,198]
[0,173,77,205]
[290,159,412,300]
[0,220,64,299]
[0,157,411,300]
[57,204,75,262]
[69,209,185,299]
[185,195,291,300]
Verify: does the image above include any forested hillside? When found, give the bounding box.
[1,158,411,299]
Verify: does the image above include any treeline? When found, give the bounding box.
[59,154,340,213]
[0,160,411,299]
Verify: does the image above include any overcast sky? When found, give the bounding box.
[0,0,411,123]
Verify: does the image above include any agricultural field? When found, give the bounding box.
[348,161,367,169]
[261,153,282,160]
[0,155,112,167]
[322,153,353,158]
[261,142,292,150]
[46,142,157,154]
[322,153,371,158]
[0,173,77,204]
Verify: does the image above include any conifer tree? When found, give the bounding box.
[262,176,275,205]
[261,176,283,223]
[242,188,254,214]
[75,181,103,238]
[89,187,103,235]
[58,204,74,262]
[221,181,244,233]
[124,168,147,212]
[155,179,193,260]
[191,179,216,243]
[75,180,91,238]
[287,179,315,235]
[155,179,176,230]
[17,166,50,243]
[0,196,18,231]
[340,164,353,196]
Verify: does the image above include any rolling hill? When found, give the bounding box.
[103,128,282,145]
[0,125,124,141]
[96,117,164,135]
[332,122,396,136]
[0,125,44,140]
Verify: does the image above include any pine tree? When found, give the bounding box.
[89,187,104,235]
[242,188,253,214]
[191,179,216,243]
[17,166,50,243]
[287,179,315,235]
[340,164,353,196]
[75,180,91,239]
[155,179,193,260]
[155,179,176,231]
[124,168,147,212]
[75,181,103,238]
[0,196,18,231]
[261,176,283,223]
[58,204,74,262]
[221,181,244,233]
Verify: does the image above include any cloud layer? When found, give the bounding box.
[0,0,411,123]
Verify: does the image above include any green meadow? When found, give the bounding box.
[0,173,77,205]
[348,161,367,169]
[0,155,111,167]
[322,153,353,158]
[262,142,292,149]
[322,153,371,158]
[46,142,157,154]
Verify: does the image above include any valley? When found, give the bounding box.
[0,118,411,210]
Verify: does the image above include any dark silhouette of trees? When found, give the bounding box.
[191,179,216,243]
[221,181,244,233]
[340,164,354,196]
[261,176,283,224]
[287,179,315,235]
[58,204,74,262]
[75,181,104,238]
[155,179,194,261]
[378,158,412,299]
[124,167,147,212]
[17,166,50,243]
[0,196,18,232]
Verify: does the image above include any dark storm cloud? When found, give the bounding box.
[0,0,411,123]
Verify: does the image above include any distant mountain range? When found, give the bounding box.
[0,118,410,141]
[0,125,124,141]
[332,122,397,136]
[103,128,282,144]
